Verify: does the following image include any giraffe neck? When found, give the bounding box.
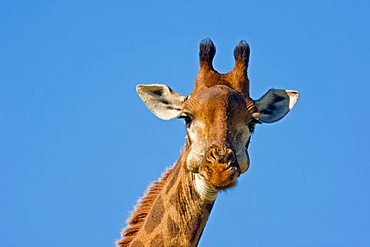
[118,149,218,247]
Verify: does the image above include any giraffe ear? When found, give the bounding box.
[254,89,300,123]
[136,84,186,120]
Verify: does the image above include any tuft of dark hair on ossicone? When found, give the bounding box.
[233,40,250,72]
[199,38,216,69]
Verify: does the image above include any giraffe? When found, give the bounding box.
[117,38,299,247]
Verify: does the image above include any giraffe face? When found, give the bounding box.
[183,85,255,190]
[136,82,299,192]
[135,39,299,192]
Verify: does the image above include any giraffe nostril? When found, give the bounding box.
[206,146,236,165]
[206,146,219,163]
[224,148,236,164]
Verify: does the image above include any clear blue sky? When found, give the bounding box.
[1,1,369,246]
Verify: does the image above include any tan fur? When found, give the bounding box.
[117,40,253,246]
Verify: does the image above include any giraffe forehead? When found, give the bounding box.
[184,85,251,122]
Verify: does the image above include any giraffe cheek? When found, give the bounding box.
[186,146,204,173]
[187,158,200,173]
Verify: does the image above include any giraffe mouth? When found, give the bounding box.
[198,163,240,190]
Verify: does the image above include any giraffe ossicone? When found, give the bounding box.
[117,38,299,247]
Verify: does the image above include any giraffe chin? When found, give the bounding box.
[199,163,240,190]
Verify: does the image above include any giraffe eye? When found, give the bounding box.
[184,116,192,127]
[180,114,193,127]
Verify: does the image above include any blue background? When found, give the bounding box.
[1,1,369,246]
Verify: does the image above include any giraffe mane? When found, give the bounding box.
[116,166,174,247]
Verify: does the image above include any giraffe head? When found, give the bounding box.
[136,39,299,192]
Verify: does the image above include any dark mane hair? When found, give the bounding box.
[116,167,173,247]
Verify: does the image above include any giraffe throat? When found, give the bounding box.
[117,149,216,247]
